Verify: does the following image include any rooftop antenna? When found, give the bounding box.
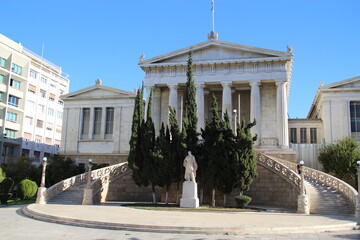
[208,0,218,40]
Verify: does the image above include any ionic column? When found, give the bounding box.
[276,81,288,147]
[222,82,232,122]
[89,108,95,139]
[196,83,205,131]
[250,81,261,145]
[153,88,162,133]
[100,107,106,137]
[168,84,178,114]
[145,86,152,119]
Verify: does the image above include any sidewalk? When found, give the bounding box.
[23,203,360,235]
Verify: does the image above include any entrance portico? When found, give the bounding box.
[139,36,293,150]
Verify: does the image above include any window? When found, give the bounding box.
[30,70,38,79]
[35,135,42,143]
[93,108,102,135]
[10,79,20,89]
[48,108,54,116]
[49,93,55,101]
[350,102,360,134]
[5,128,16,139]
[25,116,33,126]
[45,137,52,145]
[38,104,45,113]
[300,128,307,143]
[57,111,63,119]
[0,74,5,83]
[310,128,317,144]
[27,100,35,109]
[0,57,6,68]
[105,107,114,134]
[290,128,297,143]
[58,100,64,105]
[0,92,3,102]
[40,76,47,84]
[56,125,62,133]
[8,95,19,107]
[36,120,44,128]
[81,108,90,135]
[11,63,22,75]
[55,140,61,147]
[34,151,40,162]
[40,90,46,98]
[6,112,17,122]
[46,123,53,131]
[24,132,31,141]
[28,84,36,94]
[50,82,56,88]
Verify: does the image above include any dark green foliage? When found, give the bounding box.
[183,50,199,152]
[1,157,41,184]
[156,123,171,190]
[128,85,148,186]
[233,119,258,194]
[0,177,13,204]
[0,177,14,193]
[45,155,84,187]
[18,179,38,200]
[92,163,109,171]
[0,168,5,183]
[168,107,186,185]
[318,137,360,185]
[234,195,252,208]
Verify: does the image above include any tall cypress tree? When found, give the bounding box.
[128,85,148,186]
[168,107,186,203]
[183,50,199,152]
[234,119,258,196]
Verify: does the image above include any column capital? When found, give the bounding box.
[195,83,205,88]
[168,84,178,89]
[221,81,232,87]
[249,81,261,87]
[275,81,286,87]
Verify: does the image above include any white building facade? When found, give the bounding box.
[60,80,136,165]
[0,34,69,164]
[140,34,295,159]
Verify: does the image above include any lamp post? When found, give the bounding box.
[36,157,48,204]
[297,160,310,214]
[233,109,237,135]
[356,161,360,218]
[82,159,94,205]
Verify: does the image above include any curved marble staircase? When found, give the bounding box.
[42,156,358,216]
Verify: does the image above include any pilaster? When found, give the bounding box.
[221,82,232,122]
[250,81,261,145]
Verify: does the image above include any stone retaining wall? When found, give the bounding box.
[106,164,298,208]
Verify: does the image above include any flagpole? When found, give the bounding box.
[212,0,215,32]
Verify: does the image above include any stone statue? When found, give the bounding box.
[95,79,102,85]
[139,54,145,63]
[183,151,197,182]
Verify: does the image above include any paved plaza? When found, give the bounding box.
[0,204,360,240]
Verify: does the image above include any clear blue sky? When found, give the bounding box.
[1,0,359,118]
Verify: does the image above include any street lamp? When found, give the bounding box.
[299,160,305,195]
[83,159,94,205]
[233,109,237,135]
[36,157,48,204]
[297,160,309,214]
[86,159,93,187]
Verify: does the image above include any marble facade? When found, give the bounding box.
[139,34,293,149]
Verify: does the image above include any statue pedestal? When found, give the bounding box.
[36,187,47,204]
[180,181,199,208]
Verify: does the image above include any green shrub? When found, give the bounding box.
[0,168,5,183]
[18,179,38,200]
[234,195,252,208]
[0,177,14,205]
[0,177,14,194]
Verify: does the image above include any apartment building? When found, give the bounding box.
[0,34,69,165]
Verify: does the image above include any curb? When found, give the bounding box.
[22,205,360,235]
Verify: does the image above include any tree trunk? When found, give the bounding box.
[212,189,216,207]
[152,185,156,204]
[176,182,180,204]
[223,194,226,207]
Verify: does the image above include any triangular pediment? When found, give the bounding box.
[62,84,136,100]
[139,40,291,67]
[323,76,360,90]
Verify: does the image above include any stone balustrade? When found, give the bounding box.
[45,162,128,203]
[256,153,302,193]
